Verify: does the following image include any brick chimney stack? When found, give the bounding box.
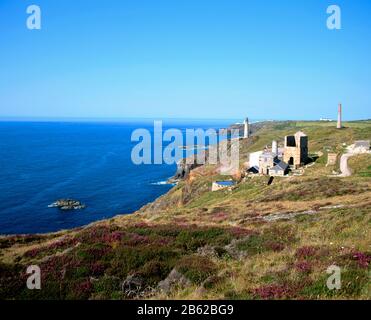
[337,103,342,129]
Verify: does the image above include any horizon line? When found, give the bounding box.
[0,116,369,123]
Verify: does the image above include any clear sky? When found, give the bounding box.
[0,0,370,120]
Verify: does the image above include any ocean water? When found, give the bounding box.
[0,120,233,235]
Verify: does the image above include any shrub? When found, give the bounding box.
[203,275,223,289]
[254,284,292,299]
[229,227,256,238]
[107,246,179,280]
[295,246,318,259]
[236,226,296,256]
[236,235,265,255]
[295,261,312,273]
[177,255,217,284]
[175,228,232,251]
[351,251,370,269]
[73,266,90,278]
[224,290,252,300]
[138,260,172,286]
[90,261,106,276]
[75,243,111,262]
[23,236,78,259]
[0,263,25,299]
[214,246,230,258]
[93,275,121,294]
[77,225,120,244]
[265,241,285,252]
[66,279,93,300]
[40,254,81,282]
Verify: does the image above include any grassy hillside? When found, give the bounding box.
[1,120,370,300]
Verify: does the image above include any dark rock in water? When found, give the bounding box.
[48,199,86,210]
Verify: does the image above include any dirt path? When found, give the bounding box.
[339,153,352,177]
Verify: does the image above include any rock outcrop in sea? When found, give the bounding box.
[48,199,86,210]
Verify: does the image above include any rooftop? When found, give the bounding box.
[271,160,289,171]
[215,181,235,186]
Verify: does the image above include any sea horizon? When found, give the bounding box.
[1,116,369,123]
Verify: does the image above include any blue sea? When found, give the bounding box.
[0,119,233,235]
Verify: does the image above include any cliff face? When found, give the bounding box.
[171,155,204,181]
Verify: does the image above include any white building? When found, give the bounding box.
[249,151,263,168]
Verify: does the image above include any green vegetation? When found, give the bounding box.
[348,154,371,177]
[236,225,297,255]
[177,255,217,284]
[258,177,369,202]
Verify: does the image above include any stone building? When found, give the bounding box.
[258,151,289,176]
[283,131,308,168]
[258,152,275,175]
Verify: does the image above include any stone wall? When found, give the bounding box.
[326,153,338,166]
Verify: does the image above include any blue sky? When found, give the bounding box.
[0,0,370,120]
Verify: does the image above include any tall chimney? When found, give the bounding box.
[337,103,342,129]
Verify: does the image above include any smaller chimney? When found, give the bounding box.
[272,140,278,156]
[243,118,250,138]
[337,103,342,129]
